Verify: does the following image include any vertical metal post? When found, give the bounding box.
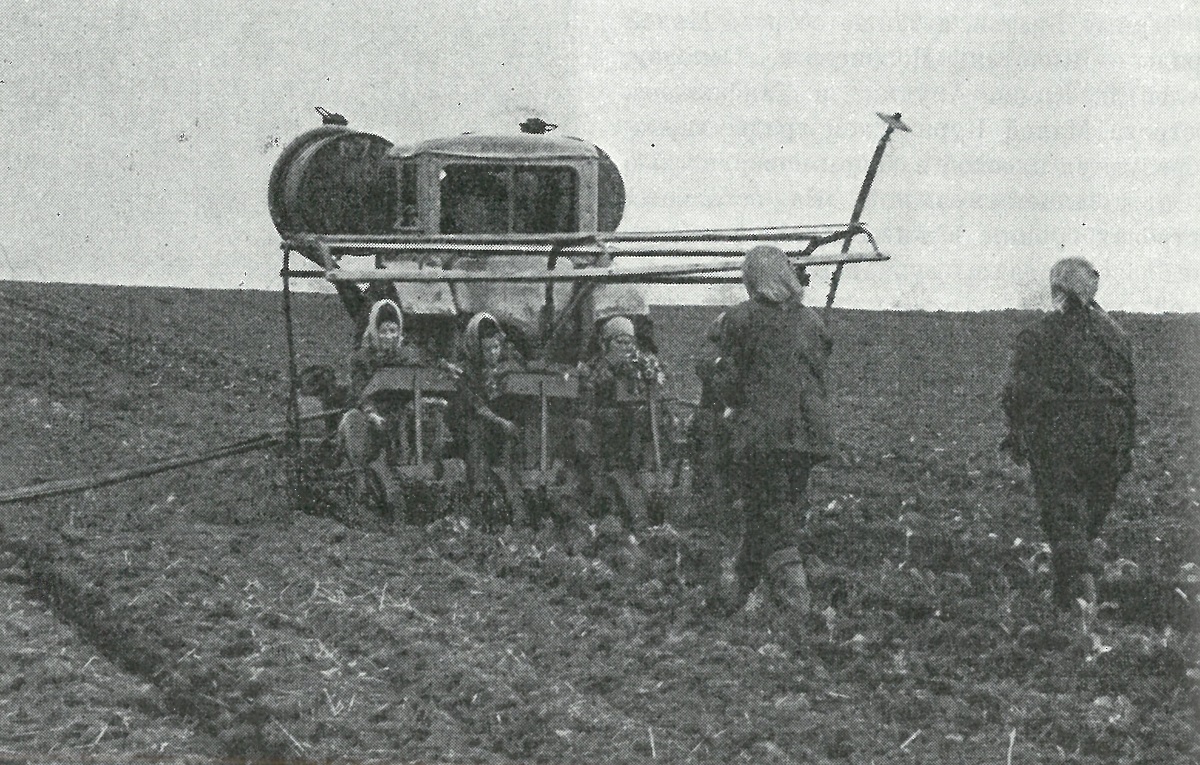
[539,381,549,474]
[282,247,303,510]
[649,391,663,473]
[542,245,559,343]
[825,112,911,316]
[414,371,424,466]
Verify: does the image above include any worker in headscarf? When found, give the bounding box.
[586,284,659,358]
[715,245,832,618]
[346,300,426,396]
[452,312,524,440]
[568,316,669,528]
[576,316,668,469]
[337,299,429,492]
[1002,257,1135,612]
[450,312,528,524]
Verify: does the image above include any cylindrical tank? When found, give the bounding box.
[596,147,625,232]
[268,127,395,236]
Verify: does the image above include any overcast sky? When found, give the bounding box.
[1,0,1195,311]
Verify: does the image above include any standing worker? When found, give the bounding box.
[716,245,834,618]
[1002,258,1136,612]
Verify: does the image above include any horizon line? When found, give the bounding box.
[0,277,1192,317]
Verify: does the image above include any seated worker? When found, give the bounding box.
[450,313,527,496]
[575,316,668,474]
[337,299,429,480]
[577,285,660,365]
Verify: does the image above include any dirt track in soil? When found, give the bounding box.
[0,280,1196,764]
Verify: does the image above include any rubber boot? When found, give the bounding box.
[767,547,811,617]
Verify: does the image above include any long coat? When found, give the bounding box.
[1002,308,1135,473]
[718,298,835,461]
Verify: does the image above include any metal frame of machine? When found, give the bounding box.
[274,111,907,527]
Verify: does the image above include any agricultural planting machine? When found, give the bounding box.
[270,109,905,529]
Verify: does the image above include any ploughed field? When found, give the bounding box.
[0,280,1195,764]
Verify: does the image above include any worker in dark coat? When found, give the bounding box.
[716,245,834,617]
[451,312,523,447]
[1002,257,1135,612]
[450,313,529,525]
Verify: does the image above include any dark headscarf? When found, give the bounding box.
[457,312,504,377]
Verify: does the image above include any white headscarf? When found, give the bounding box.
[742,245,804,304]
[1049,257,1127,336]
[458,312,505,373]
[361,299,404,350]
[600,316,636,342]
[1050,258,1099,308]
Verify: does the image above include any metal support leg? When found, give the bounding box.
[282,248,303,512]
[539,382,549,475]
[414,373,424,466]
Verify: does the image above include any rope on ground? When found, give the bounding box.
[0,408,344,506]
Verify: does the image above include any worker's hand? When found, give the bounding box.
[362,405,386,428]
[438,359,465,378]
